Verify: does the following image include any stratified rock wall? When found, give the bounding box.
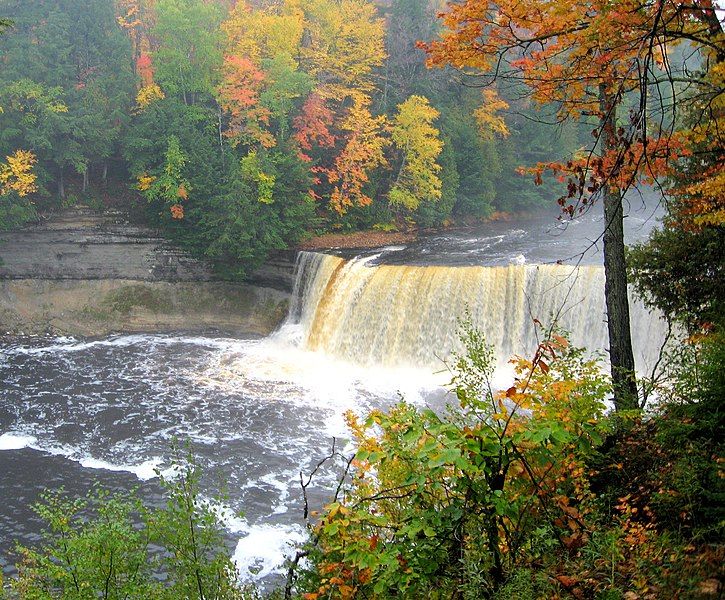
[1,208,217,282]
[0,208,294,336]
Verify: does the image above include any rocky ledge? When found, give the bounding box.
[0,208,293,337]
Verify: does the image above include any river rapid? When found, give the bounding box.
[0,331,447,584]
[0,202,666,586]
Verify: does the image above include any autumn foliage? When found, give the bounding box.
[0,150,37,197]
[295,322,724,598]
[422,0,724,223]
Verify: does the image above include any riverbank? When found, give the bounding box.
[0,208,291,337]
[296,212,528,251]
[0,279,288,337]
[298,230,417,250]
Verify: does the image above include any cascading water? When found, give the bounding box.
[0,209,671,588]
[281,251,667,371]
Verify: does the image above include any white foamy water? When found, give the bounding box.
[1,332,421,586]
[233,523,308,581]
[0,433,37,451]
[78,456,164,481]
[7,333,242,356]
[0,432,167,482]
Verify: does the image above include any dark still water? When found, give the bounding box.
[0,333,443,585]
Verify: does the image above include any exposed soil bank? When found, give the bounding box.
[298,230,417,251]
[0,279,288,337]
[296,213,528,252]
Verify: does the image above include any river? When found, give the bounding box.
[0,203,666,586]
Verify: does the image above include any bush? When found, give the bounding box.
[294,323,724,598]
[0,190,37,231]
[5,448,253,600]
[295,324,611,599]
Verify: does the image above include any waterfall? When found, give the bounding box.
[283,251,667,371]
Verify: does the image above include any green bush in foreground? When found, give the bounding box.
[293,325,724,599]
[295,327,612,599]
[2,449,254,600]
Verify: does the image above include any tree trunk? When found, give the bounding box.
[58,165,65,199]
[599,85,638,410]
[82,168,88,193]
[218,106,224,154]
[102,161,108,186]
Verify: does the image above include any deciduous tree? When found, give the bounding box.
[328,96,388,214]
[421,0,724,409]
[300,0,386,103]
[0,150,37,197]
[137,135,190,220]
[389,95,443,212]
[152,0,223,106]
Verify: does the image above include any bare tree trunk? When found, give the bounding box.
[218,106,224,155]
[102,161,108,186]
[82,168,88,193]
[600,85,638,410]
[58,165,65,199]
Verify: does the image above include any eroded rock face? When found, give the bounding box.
[0,208,293,336]
[0,279,289,337]
[0,208,218,282]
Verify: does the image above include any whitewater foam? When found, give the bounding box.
[6,334,243,356]
[0,432,168,481]
[233,523,307,581]
[0,432,38,450]
[79,456,163,481]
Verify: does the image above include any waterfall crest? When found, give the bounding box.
[283,251,666,370]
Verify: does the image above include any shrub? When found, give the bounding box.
[6,448,251,600]
[296,324,611,599]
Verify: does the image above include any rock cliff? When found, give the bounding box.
[0,208,294,336]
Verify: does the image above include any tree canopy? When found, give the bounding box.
[0,0,589,274]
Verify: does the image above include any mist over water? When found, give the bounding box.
[0,206,667,586]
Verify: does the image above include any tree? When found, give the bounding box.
[152,0,223,106]
[217,55,272,147]
[199,146,315,279]
[437,94,501,219]
[0,150,37,197]
[379,0,441,111]
[116,0,158,69]
[300,0,386,103]
[137,135,190,220]
[293,92,336,164]
[328,96,388,215]
[388,95,443,212]
[629,56,725,334]
[0,79,79,198]
[10,450,246,599]
[0,0,133,196]
[629,220,725,333]
[0,149,38,231]
[219,1,311,147]
[421,0,724,410]
[0,15,36,231]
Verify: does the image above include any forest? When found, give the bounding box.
[0,0,723,598]
[0,0,584,279]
